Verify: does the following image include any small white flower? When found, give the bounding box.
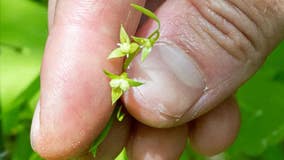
[119,80,130,91]
[119,43,131,53]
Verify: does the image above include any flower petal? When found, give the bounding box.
[111,88,123,105]
[108,48,125,59]
[127,78,143,87]
[141,47,152,62]
[120,25,130,44]
[103,70,120,79]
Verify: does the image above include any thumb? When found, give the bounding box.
[123,0,284,128]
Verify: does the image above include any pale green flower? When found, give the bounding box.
[108,25,139,59]
[104,70,143,105]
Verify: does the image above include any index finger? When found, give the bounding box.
[31,0,145,159]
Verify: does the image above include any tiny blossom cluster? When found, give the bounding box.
[90,3,161,157]
[110,78,130,91]
[104,6,160,105]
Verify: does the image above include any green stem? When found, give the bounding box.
[148,29,160,42]
[123,52,137,70]
[89,103,122,156]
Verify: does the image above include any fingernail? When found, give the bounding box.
[127,42,205,119]
[31,102,41,150]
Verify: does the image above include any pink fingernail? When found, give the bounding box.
[127,42,205,119]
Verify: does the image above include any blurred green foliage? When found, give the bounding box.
[0,0,283,160]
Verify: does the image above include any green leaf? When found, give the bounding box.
[127,79,143,87]
[132,36,146,45]
[120,25,130,44]
[141,47,152,62]
[108,48,125,59]
[103,70,120,79]
[12,129,34,160]
[1,0,46,125]
[0,0,47,159]
[111,88,123,105]
[29,152,43,160]
[115,148,128,160]
[131,3,160,28]
[2,75,40,135]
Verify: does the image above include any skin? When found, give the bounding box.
[31,0,284,159]
[127,122,188,160]
[94,113,132,160]
[188,97,240,156]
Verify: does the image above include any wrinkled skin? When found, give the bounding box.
[31,0,284,159]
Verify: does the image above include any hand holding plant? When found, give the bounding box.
[31,0,284,159]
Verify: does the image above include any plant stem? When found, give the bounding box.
[89,103,121,156]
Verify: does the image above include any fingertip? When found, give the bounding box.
[30,102,40,153]
[126,122,188,160]
[30,101,96,159]
[188,97,241,156]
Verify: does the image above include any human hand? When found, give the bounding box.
[31,0,284,159]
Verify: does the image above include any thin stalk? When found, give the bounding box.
[89,104,120,156]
